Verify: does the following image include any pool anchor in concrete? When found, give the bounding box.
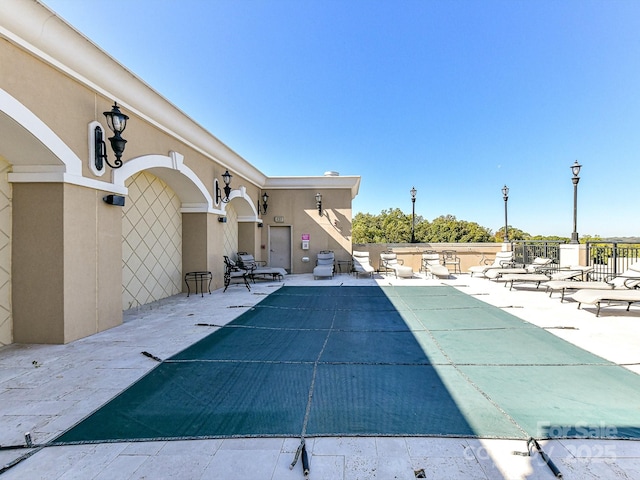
[528,437,563,478]
[290,439,310,478]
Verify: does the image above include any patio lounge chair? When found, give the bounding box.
[485,257,554,282]
[223,256,251,292]
[573,288,640,317]
[313,251,335,279]
[492,257,557,289]
[380,252,413,278]
[468,251,514,277]
[422,252,450,279]
[236,252,287,282]
[543,262,640,302]
[352,250,374,277]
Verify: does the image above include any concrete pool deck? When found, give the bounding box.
[1,272,639,479]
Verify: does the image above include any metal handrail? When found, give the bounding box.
[511,240,564,268]
[586,242,640,279]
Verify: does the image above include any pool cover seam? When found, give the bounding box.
[299,306,338,441]
[196,323,543,333]
[165,359,619,367]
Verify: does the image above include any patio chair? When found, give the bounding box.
[352,250,374,277]
[380,252,413,278]
[422,252,450,279]
[468,251,514,277]
[441,250,461,274]
[543,262,640,302]
[236,252,286,282]
[506,265,595,291]
[313,251,335,279]
[223,255,251,292]
[484,257,554,281]
[573,288,640,317]
[490,257,556,288]
[419,250,437,273]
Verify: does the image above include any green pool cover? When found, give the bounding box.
[54,285,640,444]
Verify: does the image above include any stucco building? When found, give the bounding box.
[0,0,360,345]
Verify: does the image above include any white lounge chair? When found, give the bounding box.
[573,288,640,317]
[468,251,514,277]
[492,257,555,288]
[380,252,413,278]
[502,265,594,291]
[421,252,450,279]
[313,251,335,279]
[485,257,553,281]
[352,250,374,277]
[543,262,640,302]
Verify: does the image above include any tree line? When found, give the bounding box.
[352,208,603,244]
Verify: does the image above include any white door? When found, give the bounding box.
[269,226,291,272]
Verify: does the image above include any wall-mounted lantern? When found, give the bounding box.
[315,193,322,216]
[260,192,269,214]
[216,170,232,203]
[94,102,129,170]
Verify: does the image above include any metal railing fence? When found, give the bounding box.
[511,240,564,268]
[586,242,640,279]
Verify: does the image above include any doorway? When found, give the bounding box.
[269,226,291,272]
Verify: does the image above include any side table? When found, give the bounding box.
[185,271,212,297]
[337,260,353,274]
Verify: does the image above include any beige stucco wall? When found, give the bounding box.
[353,243,508,272]
[259,188,353,273]
[0,2,359,344]
[11,183,122,344]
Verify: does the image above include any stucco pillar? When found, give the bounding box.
[12,183,122,344]
[182,213,228,290]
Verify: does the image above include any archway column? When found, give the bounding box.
[12,182,122,344]
[182,212,227,291]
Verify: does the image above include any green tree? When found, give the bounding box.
[423,215,493,243]
[495,226,531,242]
[352,212,384,243]
[353,209,421,243]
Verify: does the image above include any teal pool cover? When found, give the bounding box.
[54,286,640,444]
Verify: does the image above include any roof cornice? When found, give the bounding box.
[0,0,267,186]
[264,175,361,199]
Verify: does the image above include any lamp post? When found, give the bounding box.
[570,160,582,244]
[502,185,509,242]
[410,187,417,243]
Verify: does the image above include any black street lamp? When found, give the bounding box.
[570,160,582,244]
[410,187,417,243]
[502,185,509,242]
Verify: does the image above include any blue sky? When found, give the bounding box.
[43,0,640,237]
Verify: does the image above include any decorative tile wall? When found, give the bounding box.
[222,206,238,260]
[0,157,11,346]
[122,172,182,310]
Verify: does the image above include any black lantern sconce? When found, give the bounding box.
[94,102,129,170]
[260,192,269,215]
[216,170,233,204]
[315,193,322,216]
